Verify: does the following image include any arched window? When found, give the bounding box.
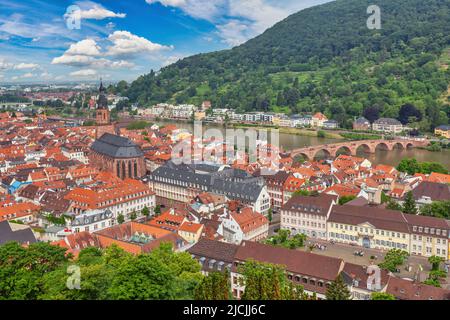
[128,161,132,179]
[122,161,126,179]
[134,162,138,177]
[117,162,120,177]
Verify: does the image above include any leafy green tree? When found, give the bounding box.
[339,195,356,205]
[402,191,417,215]
[141,206,150,218]
[238,260,307,300]
[398,103,422,125]
[421,201,450,219]
[397,159,448,175]
[381,192,390,204]
[154,205,161,216]
[117,214,125,224]
[371,292,396,300]
[130,211,137,220]
[428,255,444,271]
[40,261,113,300]
[0,242,69,300]
[397,159,420,175]
[386,198,402,211]
[267,208,273,223]
[325,274,351,300]
[292,189,310,197]
[423,278,441,288]
[289,233,307,249]
[194,270,231,300]
[418,162,448,175]
[107,243,202,300]
[379,249,409,272]
[126,121,150,130]
[424,269,447,288]
[150,243,203,299]
[363,106,380,123]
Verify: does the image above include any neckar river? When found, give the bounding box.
[157,121,450,169]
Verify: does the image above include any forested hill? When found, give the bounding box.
[124,0,450,130]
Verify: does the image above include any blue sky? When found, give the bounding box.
[0,0,331,84]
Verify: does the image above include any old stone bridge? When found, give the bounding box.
[290,138,429,160]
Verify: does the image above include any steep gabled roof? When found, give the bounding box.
[90,133,144,158]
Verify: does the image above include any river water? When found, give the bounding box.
[157,121,450,169]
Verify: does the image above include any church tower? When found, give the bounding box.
[96,80,110,125]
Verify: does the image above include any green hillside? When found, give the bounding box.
[124,0,450,130]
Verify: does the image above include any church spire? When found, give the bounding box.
[97,78,108,110]
[99,78,105,93]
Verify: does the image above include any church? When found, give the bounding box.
[88,81,146,179]
[89,133,146,179]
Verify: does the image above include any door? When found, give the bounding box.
[362,237,370,248]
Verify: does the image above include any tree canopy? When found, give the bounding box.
[0,242,203,300]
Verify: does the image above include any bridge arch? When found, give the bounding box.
[293,153,310,163]
[355,143,372,154]
[375,142,391,152]
[335,146,352,157]
[406,142,414,149]
[313,148,332,160]
[392,142,404,150]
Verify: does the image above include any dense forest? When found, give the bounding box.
[122,0,450,131]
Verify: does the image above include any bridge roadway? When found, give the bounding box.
[289,138,429,160]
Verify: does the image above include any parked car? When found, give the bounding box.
[354,250,364,257]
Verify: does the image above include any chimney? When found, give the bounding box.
[170,208,175,215]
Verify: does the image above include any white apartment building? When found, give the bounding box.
[69,209,115,233]
[281,194,337,239]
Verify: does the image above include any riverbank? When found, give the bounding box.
[229,123,344,139]
[150,118,450,169]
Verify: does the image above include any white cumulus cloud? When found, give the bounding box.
[13,63,40,70]
[65,39,102,57]
[106,31,173,57]
[70,69,97,77]
[66,1,126,21]
[52,54,97,67]
[146,0,330,47]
